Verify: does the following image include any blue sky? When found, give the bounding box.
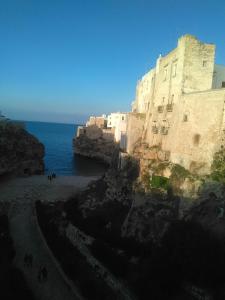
[1,0,225,124]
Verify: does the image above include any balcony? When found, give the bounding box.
[158,105,163,113]
[160,126,168,135]
[152,126,159,134]
[166,104,173,112]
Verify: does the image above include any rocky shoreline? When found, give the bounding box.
[0,121,45,177]
[73,125,118,165]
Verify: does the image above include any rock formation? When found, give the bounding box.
[73,125,118,164]
[0,121,45,176]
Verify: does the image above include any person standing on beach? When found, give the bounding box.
[42,266,48,281]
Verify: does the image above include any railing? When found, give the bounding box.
[158,105,163,113]
[166,104,173,112]
[152,126,159,134]
[160,126,168,135]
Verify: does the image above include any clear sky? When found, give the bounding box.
[1,0,225,124]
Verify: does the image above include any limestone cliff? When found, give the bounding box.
[73,125,118,164]
[0,121,45,176]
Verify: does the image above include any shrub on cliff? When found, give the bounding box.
[211,150,225,183]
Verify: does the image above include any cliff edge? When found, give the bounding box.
[0,121,45,176]
[73,125,118,165]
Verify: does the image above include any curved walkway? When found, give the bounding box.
[0,175,99,300]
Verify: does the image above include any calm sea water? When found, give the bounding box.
[25,121,107,176]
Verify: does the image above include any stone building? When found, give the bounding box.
[86,114,107,128]
[126,34,225,175]
[107,112,128,146]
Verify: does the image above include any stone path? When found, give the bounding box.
[0,175,99,300]
[66,223,136,300]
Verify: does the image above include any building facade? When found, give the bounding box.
[107,112,128,145]
[127,34,225,174]
[86,114,107,128]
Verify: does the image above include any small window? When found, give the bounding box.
[162,97,165,103]
[164,67,167,81]
[193,134,201,146]
[172,63,177,77]
[222,82,225,88]
[169,94,174,104]
[183,114,188,122]
[122,116,124,121]
[203,60,207,67]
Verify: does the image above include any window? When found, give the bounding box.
[164,67,168,81]
[122,116,124,121]
[172,63,177,77]
[162,97,165,103]
[193,134,201,146]
[203,60,207,67]
[169,94,174,104]
[222,82,225,88]
[183,114,188,122]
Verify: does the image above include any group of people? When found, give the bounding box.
[38,266,48,283]
[47,172,57,181]
[24,253,48,283]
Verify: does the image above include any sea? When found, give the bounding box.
[25,121,107,176]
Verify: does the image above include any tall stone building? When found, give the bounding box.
[126,34,225,174]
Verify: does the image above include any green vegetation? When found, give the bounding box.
[210,150,225,183]
[150,175,170,190]
[142,163,192,192]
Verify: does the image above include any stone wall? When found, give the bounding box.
[126,34,225,175]
[126,113,145,154]
[143,89,225,174]
[213,64,225,89]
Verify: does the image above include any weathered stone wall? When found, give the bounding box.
[213,64,225,89]
[132,69,155,113]
[181,35,215,93]
[127,34,225,175]
[86,115,107,128]
[143,89,225,174]
[126,113,145,154]
[170,90,225,173]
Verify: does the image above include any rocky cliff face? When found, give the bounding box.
[0,122,45,176]
[73,125,118,164]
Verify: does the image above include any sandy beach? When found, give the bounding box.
[0,174,100,205]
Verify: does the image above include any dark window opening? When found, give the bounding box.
[183,114,188,122]
[193,134,201,146]
[222,82,225,88]
[24,168,30,175]
[203,60,207,67]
